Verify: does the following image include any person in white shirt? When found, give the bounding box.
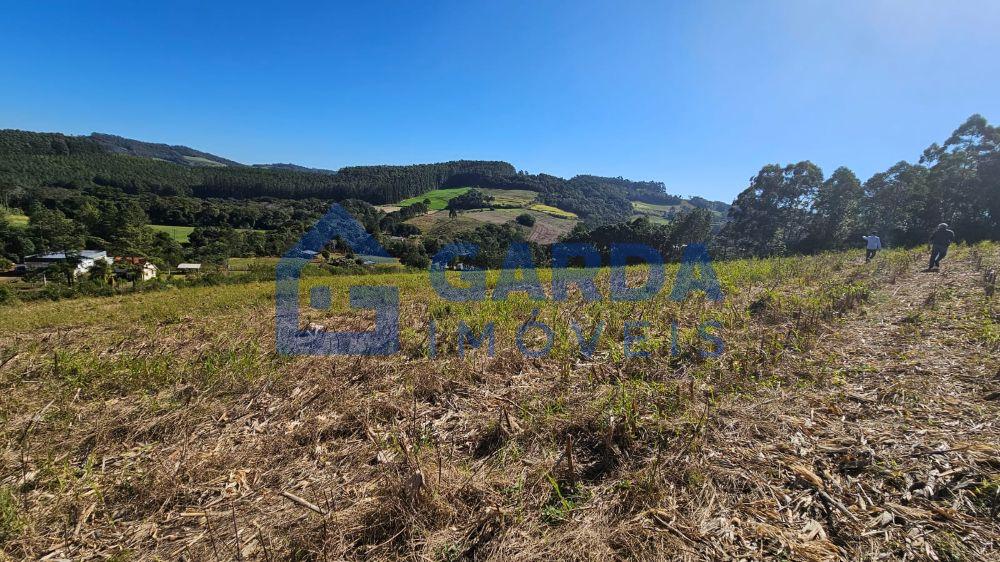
[862,233,882,262]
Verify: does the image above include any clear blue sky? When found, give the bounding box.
[2,1,999,202]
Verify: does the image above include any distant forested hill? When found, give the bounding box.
[251,163,338,174]
[0,130,105,156]
[0,130,240,167]
[88,133,243,167]
[0,129,718,223]
[192,160,517,202]
[0,130,515,204]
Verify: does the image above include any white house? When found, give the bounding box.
[24,250,111,278]
[113,257,159,281]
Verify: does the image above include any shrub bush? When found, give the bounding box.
[0,284,17,305]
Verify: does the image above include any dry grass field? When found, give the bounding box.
[404,208,577,244]
[1,244,998,560]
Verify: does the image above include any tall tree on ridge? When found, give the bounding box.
[810,166,863,250]
[862,161,929,246]
[920,114,1000,241]
[719,161,823,256]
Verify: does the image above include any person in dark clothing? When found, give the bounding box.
[928,223,955,270]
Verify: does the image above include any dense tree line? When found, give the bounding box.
[0,130,515,203]
[0,203,186,268]
[190,161,512,202]
[88,132,243,166]
[0,182,323,266]
[0,153,199,197]
[379,202,428,236]
[144,195,318,230]
[0,130,106,156]
[446,223,546,269]
[719,115,999,256]
[6,183,325,231]
[563,209,714,262]
[446,189,494,211]
[0,152,515,204]
[572,175,683,206]
[186,226,303,262]
[688,196,731,214]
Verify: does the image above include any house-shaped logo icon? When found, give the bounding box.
[275,204,399,356]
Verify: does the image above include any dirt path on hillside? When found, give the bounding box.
[684,253,1000,560]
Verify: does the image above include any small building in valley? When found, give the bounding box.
[24,250,110,277]
[113,257,159,281]
[176,263,202,275]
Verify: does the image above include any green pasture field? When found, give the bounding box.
[150,225,267,243]
[149,224,195,242]
[5,213,29,228]
[397,187,471,210]
[227,257,283,270]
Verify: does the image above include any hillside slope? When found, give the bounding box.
[1,246,996,559]
[88,133,243,167]
[0,129,729,225]
[390,187,580,243]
